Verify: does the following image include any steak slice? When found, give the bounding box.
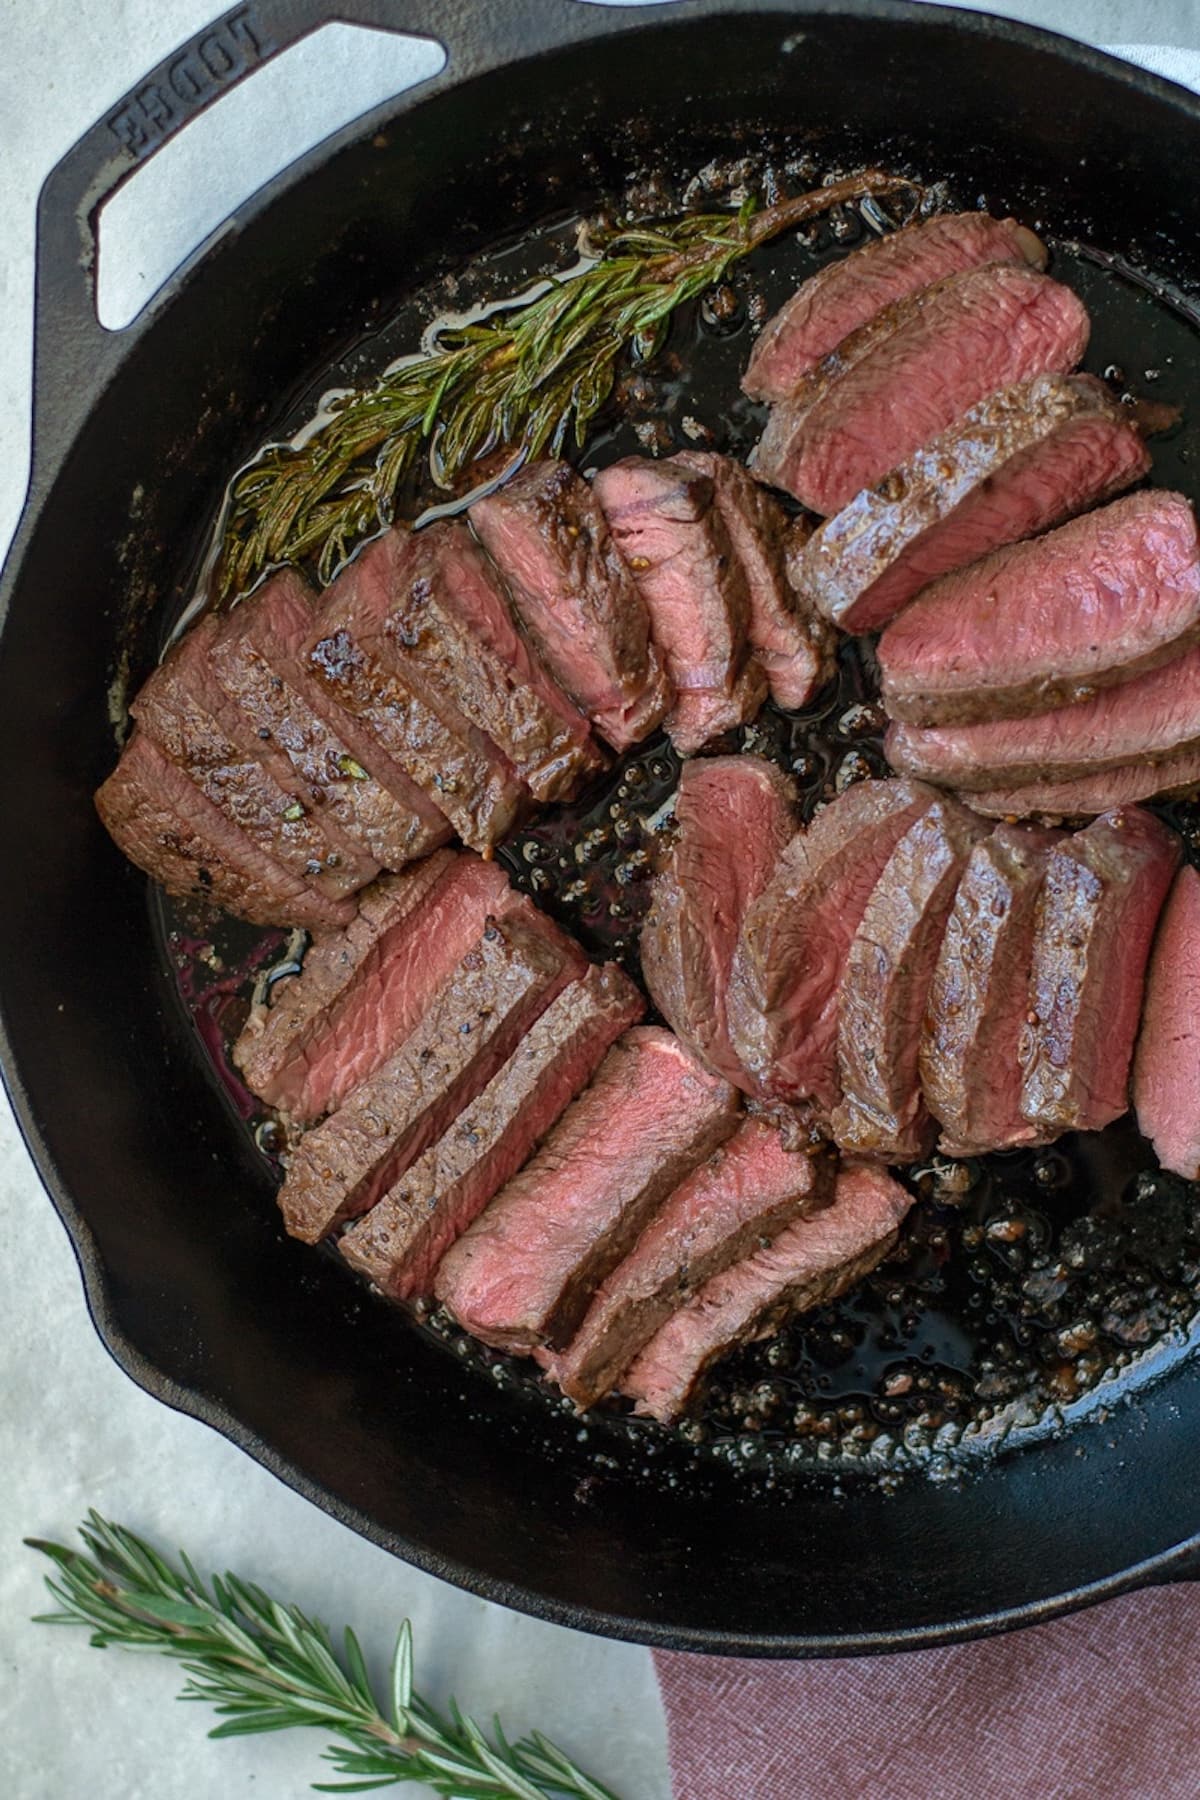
[742,212,1046,401]
[1133,865,1200,1179]
[277,909,584,1243]
[919,824,1061,1156]
[751,264,1090,514]
[131,618,370,901]
[1020,807,1180,1135]
[794,374,1149,633]
[592,457,766,752]
[880,492,1200,728]
[338,963,644,1299]
[212,571,448,871]
[434,1028,739,1351]
[235,853,515,1122]
[673,451,833,709]
[970,747,1200,820]
[469,459,672,751]
[833,797,986,1160]
[885,644,1200,791]
[622,1163,913,1423]
[310,531,525,850]
[95,730,353,928]
[541,1122,835,1409]
[727,778,938,1108]
[641,754,796,1091]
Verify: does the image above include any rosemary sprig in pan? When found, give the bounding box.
[27,1512,622,1798]
[218,169,918,599]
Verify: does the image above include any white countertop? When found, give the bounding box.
[0,4,1190,1795]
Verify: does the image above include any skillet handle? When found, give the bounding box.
[28,0,668,489]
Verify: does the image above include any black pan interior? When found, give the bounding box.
[3,3,1200,1652]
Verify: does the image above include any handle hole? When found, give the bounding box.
[97,24,446,331]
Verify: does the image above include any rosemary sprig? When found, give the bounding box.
[218,169,917,598]
[26,1512,622,1798]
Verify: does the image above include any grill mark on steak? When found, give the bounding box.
[541,1120,835,1409]
[1133,865,1200,1180]
[621,1163,913,1423]
[793,374,1150,634]
[338,963,644,1299]
[1019,807,1180,1135]
[592,457,766,752]
[641,754,796,1092]
[880,492,1200,728]
[969,746,1200,819]
[742,212,1047,402]
[727,778,939,1108]
[919,824,1061,1157]
[434,1027,739,1351]
[469,459,672,752]
[885,642,1200,791]
[276,908,585,1243]
[833,797,986,1160]
[750,263,1091,515]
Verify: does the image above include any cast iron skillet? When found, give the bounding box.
[3,0,1200,1657]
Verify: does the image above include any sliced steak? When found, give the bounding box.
[1133,866,1200,1179]
[833,797,986,1159]
[469,459,672,751]
[434,1028,739,1351]
[751,264,1090,514]
[622,1163,913,1423]
[971,747,1200,820]
[641,754,795,1091]
[339,963,644,1299]
[592,457,765,752]
[95,730,353,928]
[310,532,525,850]
[919,824,1061,1156]
[673,451,833,708]
[235,853,515,1122]
[728,778,938,1108]
[794,374,1149,633]
[885,644,1200,791]
[212,571,448,870]
[880,492,1200,728]
[1020,807,1180,1135]
[542,1122,835,1409]
[277,909,584,1243]
[132,618,370,901]
[742,212,1046,401]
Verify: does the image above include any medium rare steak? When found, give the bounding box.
[919,824,1060,1157]
[727,778,938,1107]
[212,572,448,871]
[338,964,644,1299]
[1133,866,1200,1179]
[742,211,1046,401]
[95,730,354,928]
[542,1121,834,1409]
[592,457,765,752]
[469,460,672,751]
[751,264,1090,514]
[793,374,1149,633]
[970,746,1200,820]
[622,1163,912,1423]
[885,644,1200,791]
[833,797,985,1160]
[277,909,584,1243]
[434,1028,739,1351]
[1020,808,1180,1135]
[880,492,1200,727]
[131,618,370,901]
[673,451,833,709]
[641,755,795,1091]
[235,853,515,1122]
